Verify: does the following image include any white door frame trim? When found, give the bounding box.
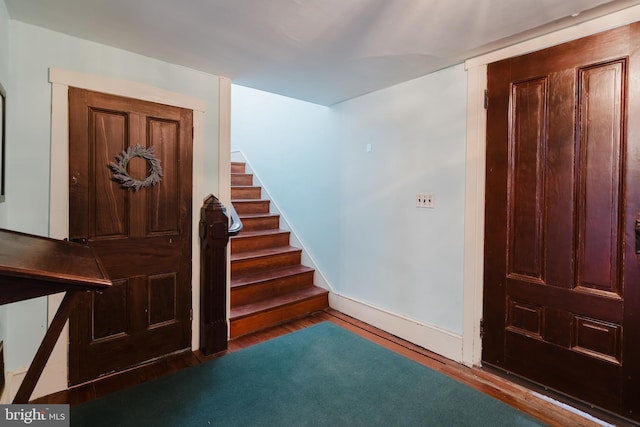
[462,4,640,367]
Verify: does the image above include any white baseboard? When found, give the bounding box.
[0,375,9,403]
[0,369,26,403]
[329,293,463,363]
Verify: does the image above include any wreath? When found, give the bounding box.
[110,145,163,191]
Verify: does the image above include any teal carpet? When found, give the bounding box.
[71,322,546,426]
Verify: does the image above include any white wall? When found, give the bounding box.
[334,64,467,334]
[2,20,221,377]
[232,64,467,352]
[231,86,341,286]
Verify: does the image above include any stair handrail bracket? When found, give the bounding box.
[228,201,243,236]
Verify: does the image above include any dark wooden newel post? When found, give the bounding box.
[199,195,230,355]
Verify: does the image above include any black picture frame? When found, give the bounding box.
[0,81,5,202]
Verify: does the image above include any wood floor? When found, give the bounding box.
[33,309,634,426]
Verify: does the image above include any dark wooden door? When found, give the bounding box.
[484,23,640,421]
[68,88,193,385]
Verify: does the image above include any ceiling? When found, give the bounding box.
[5,0,640,105]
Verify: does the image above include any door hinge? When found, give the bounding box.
[479,318,485,339]
[190,309,193,321]
[484,90,489,110]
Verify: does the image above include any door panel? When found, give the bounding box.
[93,109,128,238]
[484,22,640,421]
[148,117,180,233]
[68,88,193,385]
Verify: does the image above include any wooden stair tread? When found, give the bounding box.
[236,214,280,232]
[232,199,271,215]
[232,185,260,190]
[231,286,329,319]
[232,228,289,238]
[232,198,269,202]
[232,200,270,207]
[231,265,314,288]
[231,229,291,254]
[231,173,253,185]
[238,213,279,219]
[230,245,301,262]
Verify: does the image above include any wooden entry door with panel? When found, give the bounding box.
[484,23,640,421]
[68,88,193,385]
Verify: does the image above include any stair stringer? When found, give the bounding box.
[231,150,334,294]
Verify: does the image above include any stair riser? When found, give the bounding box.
[231,271,315,306]
[231,187,262,199]
[233,200,270,214]
[231,251,301,275]
[230,295,329,338]
[231,232,290,254]
[231,174,253,186]
[231,162,245,173]
[240,216,280,231]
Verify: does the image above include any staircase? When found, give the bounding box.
[229,162,329,338]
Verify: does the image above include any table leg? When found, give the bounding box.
[12,291,81,404]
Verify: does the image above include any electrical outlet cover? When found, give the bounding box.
[416,193,435,208]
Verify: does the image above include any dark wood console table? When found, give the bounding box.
[0,228,111,403]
